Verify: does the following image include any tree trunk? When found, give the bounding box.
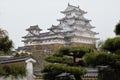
[74,74,82,80]
[73,53,76,66]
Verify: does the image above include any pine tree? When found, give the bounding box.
[114,21,120,35]
[42,46,93,80]
[84,21,120,80]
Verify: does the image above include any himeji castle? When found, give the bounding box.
[20,3,99,53]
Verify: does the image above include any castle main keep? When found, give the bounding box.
[19,4,99,54]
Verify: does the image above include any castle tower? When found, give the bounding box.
[57,4,99,46]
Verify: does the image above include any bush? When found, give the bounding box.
[0,63,26,78]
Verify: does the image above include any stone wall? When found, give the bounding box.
[28,44,64,51]
[27,43,95,53]
[70,42,95,48]
[27,43,95,70]
[32,52,48,70]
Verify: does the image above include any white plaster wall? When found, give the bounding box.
[26,62,34,80]
[40,35,64,39]
[67,12,79,18]
[31,30,39,35]
[71,37,94,44]
[67,19,75,25]
[26,39,65,45]
[41,40,65,45]
[74,26,84,31]
[81,33,90,37]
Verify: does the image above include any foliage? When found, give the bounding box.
[101,21,120,54]
[42,46,93,80]
[101,37,120,54]
[0,36,13,55]
[14,52,30,57]
[82,22,120,80]
[83,52,120,80]
[0,28,8,37]
[114,22,120,35]
[42,64,86,80]
[98,67,120,80]
[57,46,93,57]
[0,63,26,78]
[0,28,27,79]
[45,56,73,65]
[84,52,120,66]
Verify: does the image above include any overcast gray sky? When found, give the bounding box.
[0,0,120,48]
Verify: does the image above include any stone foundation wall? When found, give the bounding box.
[26,43,95,70]
[27,44,64,53]
[32,52,48,70]
[28,44,64,70]
[70,42,95,48]
[27,43,95,53]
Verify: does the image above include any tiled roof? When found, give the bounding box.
[26,25,42,31]
[0,56,31,64]
[34,70,42,77]
[58,16,90,22]
[48,25,63,30]
[61,3,87,14]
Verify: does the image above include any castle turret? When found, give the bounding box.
[22,25,42,46]
[48,25,63,33]
[26,25,42,36]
